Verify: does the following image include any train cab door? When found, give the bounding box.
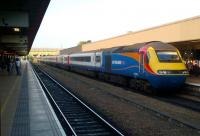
[62,56,64,64]
[94,52,101,68]
[105,54,111,73]
[139,53,145,73]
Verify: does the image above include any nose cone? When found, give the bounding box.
[149,75,187,90]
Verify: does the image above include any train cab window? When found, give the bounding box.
[95,56,101,63]
[156,51,181,62]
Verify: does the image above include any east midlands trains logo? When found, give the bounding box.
[112,60,125,65]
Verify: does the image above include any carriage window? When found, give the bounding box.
[71,56,91,62]
[156,51,181,62]
[64,57,68,61]
[95,56,101,62]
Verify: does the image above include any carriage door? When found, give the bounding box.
[105,54,111,73]
[139,53,145,73]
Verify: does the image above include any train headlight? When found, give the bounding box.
[182,70,189,75]
[157,70,168,75]
[157,70,189,75]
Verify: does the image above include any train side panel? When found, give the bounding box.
[110,53,140,77]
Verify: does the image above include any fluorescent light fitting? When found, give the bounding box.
[191,40,200,43]
[13,27,20,32]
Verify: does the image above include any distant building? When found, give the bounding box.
[59,45,82,55]
[29,48,60,57]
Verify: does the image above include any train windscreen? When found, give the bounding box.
[156,51,181,62]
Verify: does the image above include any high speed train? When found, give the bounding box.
[39,41,189,92]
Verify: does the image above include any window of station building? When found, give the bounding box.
[95,56,101,62]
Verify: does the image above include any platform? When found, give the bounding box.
[186,76,200,87]
[184,76,200,96]
[0,61,65,136]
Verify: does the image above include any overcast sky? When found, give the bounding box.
[32,0,200,49]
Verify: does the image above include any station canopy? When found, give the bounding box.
[82,16,200,52]
[0,0,50,56]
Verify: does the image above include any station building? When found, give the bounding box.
[59,45,82,55]
[29,48,60,57]
[61,16,200,67]
[28,48,60,63]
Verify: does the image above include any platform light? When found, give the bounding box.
[191,40,200,43]
[13,27,20,32]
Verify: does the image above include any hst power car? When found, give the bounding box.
[39,41,188,91]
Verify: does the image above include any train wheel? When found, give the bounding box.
[104,74,110,82]
[123,77,129,88]
[129,79,137,90]
[143,81,152,93]
[151,88,158,95]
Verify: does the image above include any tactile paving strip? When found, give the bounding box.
[11,70,30,136]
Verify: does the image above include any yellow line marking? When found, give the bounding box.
[1,77,19,114]
[0,62,26,114]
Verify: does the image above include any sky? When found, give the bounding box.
[32,0,200,49]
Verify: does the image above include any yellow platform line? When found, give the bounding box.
[1,77,20,115]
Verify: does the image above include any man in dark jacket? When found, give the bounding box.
[15,57,21,75]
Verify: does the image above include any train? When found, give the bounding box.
[38,41,189,92]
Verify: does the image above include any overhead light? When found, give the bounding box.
[190,40,200,43]
[13,27,20,32]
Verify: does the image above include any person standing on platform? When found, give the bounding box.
[6,57,11,74]
[9,58,15,75]
[15,57,21,75]
[0,56,2,72]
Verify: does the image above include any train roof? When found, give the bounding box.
[71,41,177,54]
[146,41,177,50]
[112,41,177,53]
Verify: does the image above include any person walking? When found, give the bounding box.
[15,57,21,75]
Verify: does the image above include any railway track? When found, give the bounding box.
[157,95,200,113]
[36,63,200,133]
[94,78,200,113]
[102,78,200,113]
[32,65,124,136]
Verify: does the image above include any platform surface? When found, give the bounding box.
[1,61,65,136]
[186,76,200,87]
